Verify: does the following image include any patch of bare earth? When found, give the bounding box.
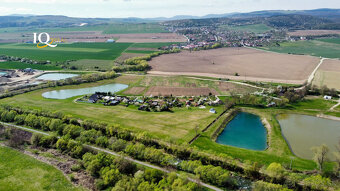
[145,86,218,96]
[114,33,187,43]
[124,87,146,95]
[148,47,320,84]
[288,30,340,36]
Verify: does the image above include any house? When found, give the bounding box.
[109,100,120,106]
[209,108,216,114]
[23,68,34,73]
[89,94,100,103]
[324,95,332,100]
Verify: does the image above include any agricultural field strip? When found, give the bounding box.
[307,58,326,84]
[0,121,222,191]
[0,44,107,52]
[186,76,264,91]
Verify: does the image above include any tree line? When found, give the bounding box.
[0,104,337,190]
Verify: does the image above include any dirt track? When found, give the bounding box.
[149,48,320,84]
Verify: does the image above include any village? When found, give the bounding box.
[76,92,223,112]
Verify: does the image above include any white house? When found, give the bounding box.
[324,95,332,100]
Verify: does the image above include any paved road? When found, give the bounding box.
[0,122,223,191]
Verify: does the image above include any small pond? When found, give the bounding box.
[0,72,7,76]
[278,114,340,160]
[36,73,79,81]
[42,83,128,99]
[216,112,267,151]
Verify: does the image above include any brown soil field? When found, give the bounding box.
[145,86,218,96]
[313,59,340,90]
[288,30,340,36]
[115,53,146,62]
[148,47,320,84]
[114,33,187,43]
[123,87,146,95]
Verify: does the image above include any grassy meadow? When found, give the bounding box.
[0,77,228,142]
[259,38,340,58]
[0,146,81,191]
[0,23,167,34]
[0,61,61,70]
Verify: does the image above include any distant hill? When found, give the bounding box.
[0,8,339,28]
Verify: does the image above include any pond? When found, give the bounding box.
[0,72,7,76]
[277,114,340,160]
[42,83,128,99]
[36,73,79,81]
[216,112,267,151]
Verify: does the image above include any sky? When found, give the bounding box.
[0,0,339,18]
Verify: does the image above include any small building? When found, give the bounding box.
[324,95,332,100]
[89,94,100,103]
[106,39,115,43]
[23,68,34,73]
[209,108,216,114]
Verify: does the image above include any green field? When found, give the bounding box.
[259,38,340,58]
[0,23,167,34]
[124,50,157,54]
[103,23,168,34]
[0,43,132,63]
[0,61,61,70]
[68,59,116,71]
[129,42,180,48]
[0,77,226,142]
[219,24,273,33]
[0,146,81,191]
[0,42,179,71]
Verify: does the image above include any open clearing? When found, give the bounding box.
[149,47,320,84]
[114,33,187,43]
[0,75,257,142]
[288,30,340,36]
[0,146,80,191]
[0,79,225,142]
[120,75,258,96]
[313,59,340,90]
[145,86,218,96]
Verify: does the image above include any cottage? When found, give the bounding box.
[324,95,332,100]
[106,39,115,43]
[89,94,100,103]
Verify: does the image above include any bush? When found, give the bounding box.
[253,181,291,191]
